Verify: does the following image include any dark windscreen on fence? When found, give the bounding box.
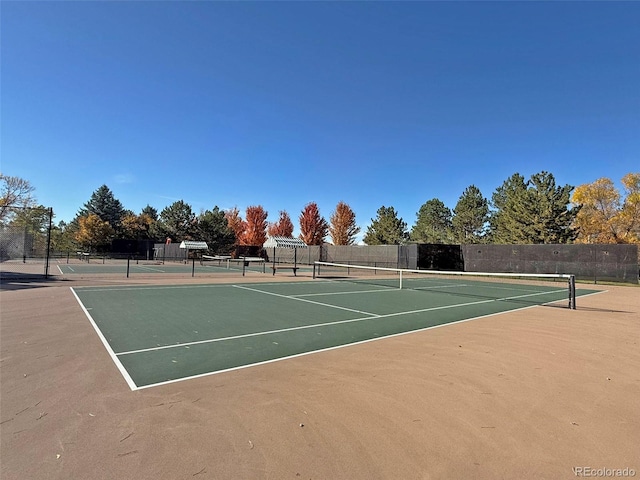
[461,244,638,284]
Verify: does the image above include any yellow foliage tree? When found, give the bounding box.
[75,214,115,252]
[121,213,154,239]
[572,173,640,244]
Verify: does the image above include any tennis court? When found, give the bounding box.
[72,267,599,390]
[55,257,269,276]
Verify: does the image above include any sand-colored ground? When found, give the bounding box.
[1,273,638,479]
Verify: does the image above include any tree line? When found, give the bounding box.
[1,171,639,256]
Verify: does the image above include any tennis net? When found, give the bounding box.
[313,261,577,309]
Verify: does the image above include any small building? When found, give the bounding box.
[263,236,307,275]
[179,241,208,261]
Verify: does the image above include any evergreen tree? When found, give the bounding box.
[198,206,236,254]
[363,206,408,245]
[157,200,197,242]
[490,171,578,244]
[488,173,527,243]
[410,199,453,244]
[141,204,158,221]
[452,186,489,244]
[76,185,126,234]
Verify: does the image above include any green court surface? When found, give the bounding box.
[72,278,599,390]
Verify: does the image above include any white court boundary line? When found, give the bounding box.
[70,288,138,390]
[292,283,470,297]
[232,284,380,316]
[72,280,331,293]
[117,287,563,357]
[131,264,166,273]
[72,282,606,391]
[134,289,607,391]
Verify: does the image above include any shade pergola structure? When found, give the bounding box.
[263,236,308,275]
[179,240,208,263]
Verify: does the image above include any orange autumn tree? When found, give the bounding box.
[243,205,268,246]
[224,207,246,243]
[572,173,640,244]
[329,201,360,245]
[267,210,294,237]
[299,202,328,245]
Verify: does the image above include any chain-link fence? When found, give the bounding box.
[0,206,53,279]
[240,244,419,269]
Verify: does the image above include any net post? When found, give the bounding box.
[569,275,576,309]
[313,262,317,279]
[399,270,403,290]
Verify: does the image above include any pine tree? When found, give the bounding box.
[76,185,126,234]
[198,206,236,253]
[452,186,488,244]
[363,206,408,245]
[141,205,158,221]
[157,200,197,242]
[410,199,453,244]
[488,173,527,243]
[490,171,578,244]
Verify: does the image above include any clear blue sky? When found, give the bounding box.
[2,1,639,241]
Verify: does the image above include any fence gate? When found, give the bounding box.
[0,206,53,280]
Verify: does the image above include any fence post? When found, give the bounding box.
[44,207,53,278]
